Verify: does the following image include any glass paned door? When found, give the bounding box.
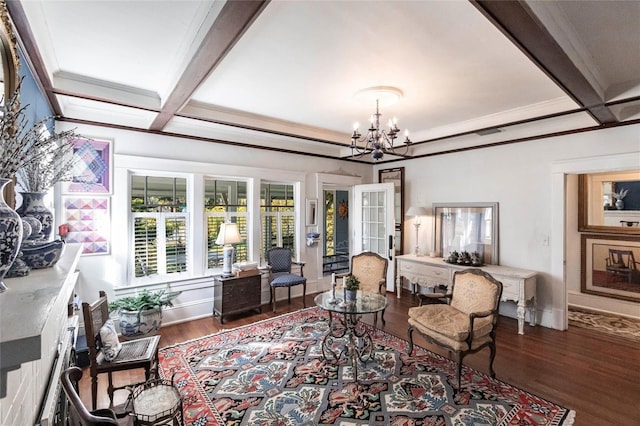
[354,183,395,292]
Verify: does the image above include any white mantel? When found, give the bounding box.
[0,244,81,425]
[603,210,640,227]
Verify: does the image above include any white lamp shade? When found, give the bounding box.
[406,206,427,217]
[215,222,243,245]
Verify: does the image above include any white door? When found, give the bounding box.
[353,183,396,293]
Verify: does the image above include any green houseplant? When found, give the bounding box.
[344,275,359,302]
[108,289,181,340]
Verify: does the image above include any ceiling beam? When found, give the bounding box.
[470,0,617,125]
[149,0,270,131]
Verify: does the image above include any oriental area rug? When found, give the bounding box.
[159,308,575,425]
[568,306,640,342]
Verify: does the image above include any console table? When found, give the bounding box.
[213,273,262,323]
[396,255,537,335]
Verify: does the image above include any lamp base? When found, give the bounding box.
[221,245,234,277]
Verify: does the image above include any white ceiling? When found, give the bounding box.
[8,0,640,164]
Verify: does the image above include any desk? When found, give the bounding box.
[396,255,537,335]
[314,290,387,382]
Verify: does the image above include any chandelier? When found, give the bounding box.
[350,87,412,160]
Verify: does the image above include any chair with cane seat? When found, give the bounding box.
[82,291,160,410]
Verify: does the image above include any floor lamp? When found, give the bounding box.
[406,206,427,256]
[216,222,243,277]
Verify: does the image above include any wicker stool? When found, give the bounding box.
[128,378,183,426]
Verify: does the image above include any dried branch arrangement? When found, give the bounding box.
[0,83,81,191]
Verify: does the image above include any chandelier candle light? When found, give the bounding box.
[406,206,427,256]
[350,86,412,160]
[215,222,243,277]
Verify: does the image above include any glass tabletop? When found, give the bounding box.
[314,290,387,315]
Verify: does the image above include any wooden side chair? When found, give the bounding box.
[407,268,503,388]
[82,291,160,410]
[266,247,306,313]
[339,251,388,326]
[61,366,134,425]
[605,249,640,284]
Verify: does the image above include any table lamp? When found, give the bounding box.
[215,222,243,277]
[406,206,427,256]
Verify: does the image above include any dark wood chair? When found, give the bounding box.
[266,247,306,313]
[338,251,388,326]
[82,291,160,410]
[605,249,640,284]
[61,366,134,425]
[407,268,503,388]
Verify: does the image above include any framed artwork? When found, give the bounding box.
[578,171,640,235]
[306,199,318,226]
[62,196,110,255]
[433,202,499,264]
[379,167,404,255]
[63,137,112,194]
[581,233,640,302]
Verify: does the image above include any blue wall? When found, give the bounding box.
[17,48,53,131]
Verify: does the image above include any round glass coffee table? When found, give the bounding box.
[314,290,387,381]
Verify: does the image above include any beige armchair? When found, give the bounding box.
[339,251,388,326]
[407,268,503,388]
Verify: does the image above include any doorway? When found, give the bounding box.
[322,189,350,275]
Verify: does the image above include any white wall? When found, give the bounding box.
[55,122,372,325]
[385,124,640,328]
[58,121,640,329]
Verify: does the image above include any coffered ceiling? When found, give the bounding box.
[7,0,640,163]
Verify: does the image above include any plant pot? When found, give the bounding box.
[345,289,357,302]
[615,199,624,210]
[0,178,23,292]
[118,307,163,341]
[17,192,53,240]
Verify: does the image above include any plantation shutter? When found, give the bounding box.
[165,216,188,274]
[134,217,158,277]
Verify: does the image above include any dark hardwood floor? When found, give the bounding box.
[79,293,640,425]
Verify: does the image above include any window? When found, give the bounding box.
[131,175,188,279]
[260,183,295,262]
[204,179,248,269]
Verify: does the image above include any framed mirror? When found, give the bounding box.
[0,2,19,104]
[306,199,318,226]
[433,202,499,265]
[379,167,404,255]
[578,170,640,235]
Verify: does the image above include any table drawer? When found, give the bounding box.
[400,261,451,283]
[499,276,520,301]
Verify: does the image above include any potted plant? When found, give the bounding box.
[613,188,629,210]
[344,275,359,302]
[108,288,181,340]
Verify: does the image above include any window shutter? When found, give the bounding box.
[165,216,188,274]
[133,217,158,277]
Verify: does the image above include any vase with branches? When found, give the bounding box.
[0,82,81,291]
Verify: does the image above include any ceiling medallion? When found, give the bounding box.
[350,86,411,161]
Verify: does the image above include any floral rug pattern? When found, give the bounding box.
[159,307,575,425]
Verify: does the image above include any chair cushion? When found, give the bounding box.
[99,319,122,362]
[270,273,306,287]
[408,305,494,342]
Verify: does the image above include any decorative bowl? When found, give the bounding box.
[21,239,65,269]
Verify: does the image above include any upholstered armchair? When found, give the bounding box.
[407,268,503,388]
[339,251,388,326]
[266,247,307,313]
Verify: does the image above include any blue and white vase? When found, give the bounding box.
[0,178,24,293]
[17,192,53,240]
